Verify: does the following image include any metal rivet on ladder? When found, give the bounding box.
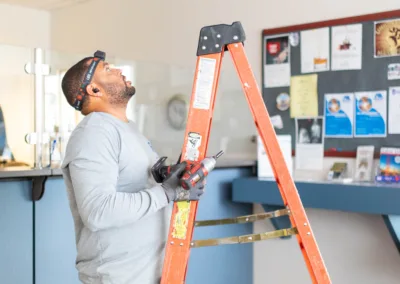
[215,44,219,48]
[170,241,174,245]
[233,35,238,40]
[234,44,238,47]
[307,232,311,235]
[245,217,249,222]
[180,243,184,246]
[248,237,252,240]
[217,34,221,38]
[202,46,206,50]
[304,223,308,226]
[203,36,208,40]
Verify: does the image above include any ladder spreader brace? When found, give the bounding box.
[161,21,332,284]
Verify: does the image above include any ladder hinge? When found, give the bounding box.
[196,21,246,56]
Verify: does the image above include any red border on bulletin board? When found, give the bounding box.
[263,10,400,159]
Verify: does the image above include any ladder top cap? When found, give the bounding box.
[197,21,246,56]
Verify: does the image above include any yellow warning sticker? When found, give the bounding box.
[172,201,191,239]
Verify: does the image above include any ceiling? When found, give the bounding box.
[0,0,92,10]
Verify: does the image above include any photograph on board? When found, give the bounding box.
[374,18,400,57]
[296,117,324,144]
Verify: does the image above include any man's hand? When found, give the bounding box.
[161,162,206,202]
[174,180,205,201]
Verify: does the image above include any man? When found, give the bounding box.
[60,51,205,284]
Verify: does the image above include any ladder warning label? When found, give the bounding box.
[172,201,191,239]
[193,57,216,110]
[184,132,202,161]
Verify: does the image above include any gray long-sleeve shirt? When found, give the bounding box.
[61,112,172,284]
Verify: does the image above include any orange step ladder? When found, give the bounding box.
[161,21,331,284]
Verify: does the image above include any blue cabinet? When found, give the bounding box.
[186,168,254,284]
[0,166,254,284]
[0,181,33,284]
[34,177,80,284]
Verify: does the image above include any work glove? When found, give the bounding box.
[161,162,206,202]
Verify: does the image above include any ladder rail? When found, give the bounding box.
[160,51,225,284]
[227,42,331,284]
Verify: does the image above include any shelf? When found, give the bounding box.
[232,177,400,215]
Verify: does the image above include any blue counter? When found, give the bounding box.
[0,166,254,284]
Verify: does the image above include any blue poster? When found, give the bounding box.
[354,91,387,137]
[324,93,354,137]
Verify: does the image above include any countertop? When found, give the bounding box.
[0,159,256,180]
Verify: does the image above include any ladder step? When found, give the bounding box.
[190,228,298,248]
[194,208,290,227]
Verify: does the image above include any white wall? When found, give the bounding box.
[0,3,51,165]
[49,1,400,283]
[253,205,400,284]
[0,3,50,48]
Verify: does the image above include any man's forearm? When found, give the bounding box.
[81,185,169,231]
[70,164,169,232]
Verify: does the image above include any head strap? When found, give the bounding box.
[73,50,106,111]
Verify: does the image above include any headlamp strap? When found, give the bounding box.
[73,50,106,110]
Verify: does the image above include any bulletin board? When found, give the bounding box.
[262,10,400,157]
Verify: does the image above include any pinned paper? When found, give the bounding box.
[300,28,330,73]
[331,24,362,70]
[389,86,400,134]
[290,74,318,117]
[270,115,283,129]
[257,135,292,178]
[374,19,400,57]
[295,117,324,170]
[324,93,354,137]
[354,90,387,137]
[388,63,400,80]
[263,34,291,88]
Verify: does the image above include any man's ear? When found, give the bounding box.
[86,83,102,97]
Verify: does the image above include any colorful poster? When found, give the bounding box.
[331,24,363,70]
[354,90,387,137]
[324,93,354,137]
[300,27,330,73]
[377,147,400,179]
[290,74,318,117]
[374,19,400,57]
[263,34,291,88]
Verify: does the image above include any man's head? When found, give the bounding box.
[61,51,136,115]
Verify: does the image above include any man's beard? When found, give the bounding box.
[106,83,136,107]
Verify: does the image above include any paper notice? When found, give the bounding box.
[389,86,400,134]
[290,74,318,118]
[257,135,292,178]
[301,27,330,73]
[331,24,362,70]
